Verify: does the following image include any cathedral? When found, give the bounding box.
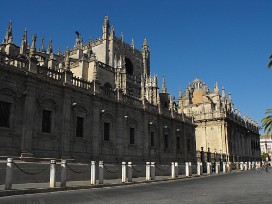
[0,16,260,163]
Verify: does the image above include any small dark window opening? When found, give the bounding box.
[125,57,133,75]
[104,122,110,141]
[130,127,135,144]
[164,134,169,149]
[76,117,84,137]
[187,139,191,151]
[151,132,155,147]
[176,137,180,150]
[0,101,11,128]
[42,110,52,133]
[104,83,112,96]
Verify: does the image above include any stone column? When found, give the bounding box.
[248,162,252,170]
[197,162,203,176]
[207,162,212,175]
[150,162,155,180]
[21,87,35,159]
[146,162,151,181]
[223,162,227,173]
[99,161,104,184]
[240,162,244,171]
[244,162,248,171]
[175,162,178,177]
[171,162,176,178]
[5,158,13,190]
[215,162,220,174]
[91,161,96,185]
[50,160,56,188]
[186,162,192,177]
[127,162,132,182]
[122,162,126,183]
[61,160,66,187]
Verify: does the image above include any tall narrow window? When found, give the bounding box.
[130,127,135,144]
[0,101,11,128]
[187,139,191,151]
[164,134,169,149]
[176,137,180,150]
[76,117,84,137]
[150,132,155,147]
[42,110,52,133]
[104,122,110,141]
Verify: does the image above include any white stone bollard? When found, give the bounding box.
[151,162,155,180]
[215,162,220,174]
[248,162,252,170]
[171,162,176,178]
[91,161,96,185]
[122,162,126,183]
[175,162,178,177]
[146,162,151,181]
[240,162,244,171]
[61,160,66,187]
[5,158,13,190]
[207,162,212,175]
[223,162,227,173]
[244,162,248,171]
[227,162,232,173]
[197,162,203,176]
[99,161,104,184]
[50,160,56,188]
[186,162,192,177]
[127,162,132,182]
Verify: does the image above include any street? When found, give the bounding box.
[1,170,272,204]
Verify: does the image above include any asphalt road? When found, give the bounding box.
[1,170,272,204]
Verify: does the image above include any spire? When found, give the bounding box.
[30,34,37,56]
[102,15,110,40]
[121,32,124,43]
[179,88,183,98]
[47,38,53,54]
[162,75,167,93]
[142,37,150,76]
[110,24,115,36]
[40,36,45,52]
[222,86,226,98]
[4,20,13,44]
[65,47,70,70]
[228,92,232,102]
[214,81,219,94]
[143,38,148,47]
[20,28,27,55]
[57,46,61,55]
[131,38,134,50]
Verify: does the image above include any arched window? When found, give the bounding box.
[125,57,133,75]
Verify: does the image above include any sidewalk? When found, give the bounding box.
[0,171,242,197]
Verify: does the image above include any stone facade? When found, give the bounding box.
[178,78,261,162]
[0,17,196,163]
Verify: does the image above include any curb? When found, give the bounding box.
[0,170,244,197]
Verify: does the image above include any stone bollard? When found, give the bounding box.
[248,162,252,170]
[236,162,239,170]
[151,162,155,180]
[197,162,203,176]
[240,162,244,171]
[127,162,132,182]
[171,162,176,179]
[61,160,66,187]
[244,162,248,171]
[5,158,13,190]
[175,162,178,177]
[215,162,220,174]
[50,160,56,188]
[227,162,232,173]
[122,162,126,183]
[186,162,192,177]
[207,162,212,175]
[223,162,227,173]
[99,161,104,184]
[91,161,96,185]
[146,162,151,181]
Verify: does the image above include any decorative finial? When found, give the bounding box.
[162,74,167,93]
[131,38,134,49]
[47,38,53,54]
[4,20,13,44]
[30,33,37,56]
[121,32,124,43]
[40,36,45,52]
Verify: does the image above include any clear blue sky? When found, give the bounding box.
[1,0,271,132]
